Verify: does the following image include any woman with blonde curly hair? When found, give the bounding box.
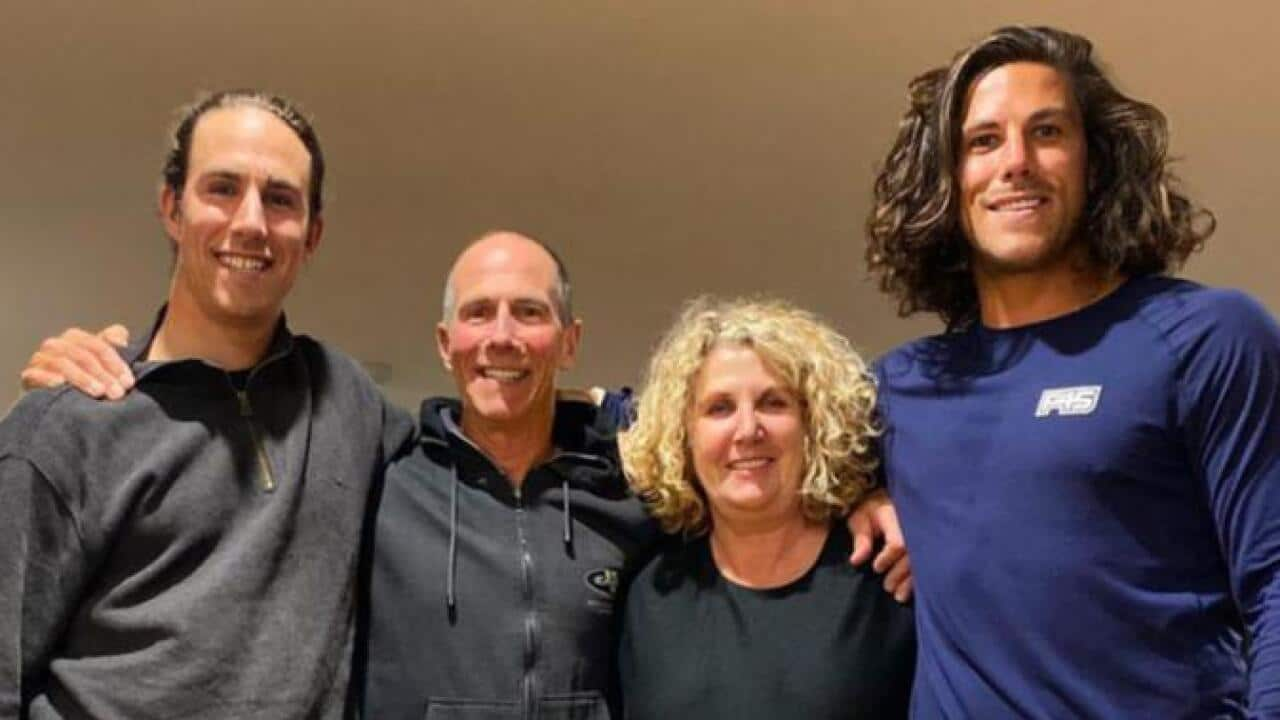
[618,297,914,719]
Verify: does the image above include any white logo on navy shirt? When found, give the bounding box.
[1035,385,1102,417]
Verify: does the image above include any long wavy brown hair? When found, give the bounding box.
[866,25,1215,329]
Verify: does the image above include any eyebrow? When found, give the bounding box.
[199,170,241,184]
[961,106,1075,135]
[198,169,304,194]
[459,296,553,310]
[264,177,304,195]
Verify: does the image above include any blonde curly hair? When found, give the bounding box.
[620,296,880,536]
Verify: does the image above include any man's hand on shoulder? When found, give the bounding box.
[20,325,134,400]
[847,488,913,603]
[556,387,608,405]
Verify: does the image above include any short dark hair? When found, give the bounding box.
[162,89,326,217]
[866,25,1214,328]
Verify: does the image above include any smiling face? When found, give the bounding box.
[162,105,321,332]
[958,61,1087,282]
[437,233,581,435]
[687,344,807,528]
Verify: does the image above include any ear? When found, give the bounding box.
[159,184,182,241]
[558,318,583,371]
[304,215,324,259]
[435,322,453,371]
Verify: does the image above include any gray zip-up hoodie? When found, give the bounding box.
[0,310,413,719]
[358,397,661,720]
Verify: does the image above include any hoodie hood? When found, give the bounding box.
[416,395,623,499]
[415,394,633,617]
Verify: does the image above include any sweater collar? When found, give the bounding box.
[125,304,296,382]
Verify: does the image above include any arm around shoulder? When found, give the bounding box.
[19,325,134,400]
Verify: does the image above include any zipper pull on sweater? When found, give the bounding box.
[236,390,278,493]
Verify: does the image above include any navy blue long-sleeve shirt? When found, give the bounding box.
[877,276,1280,718]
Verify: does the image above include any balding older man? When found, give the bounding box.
[359,231,654,719]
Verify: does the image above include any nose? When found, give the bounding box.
[486,304,519,347]
[999,131,1033,182]
[732,408,764,444]
[230,186,267,241]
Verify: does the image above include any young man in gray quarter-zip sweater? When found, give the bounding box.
[0,91,413,720]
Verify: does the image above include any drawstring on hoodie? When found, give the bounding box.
[446,468,459,618]
[447,474,575,615]
[431,399,614,619]
[562,479,573,548]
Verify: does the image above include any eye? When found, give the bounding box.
[966,133,999,152]
[760,390,796,412]
[207,179,238,196]
[1032,123,1063,140]
[460,302,494,323]
[264,190,300,210]
[703,398,734,417]
[512,302,552,322]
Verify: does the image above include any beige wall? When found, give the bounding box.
[4,1,1277,410]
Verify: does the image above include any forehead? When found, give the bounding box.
[450,240,559,304]
[694,344,788,394]
[187,106,312,187]
[961,61,1077,126]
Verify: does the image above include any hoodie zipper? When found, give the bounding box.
[435,408,614,718]
[515,486,538,720]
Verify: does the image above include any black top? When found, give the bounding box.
[619,523,915,720]
[358,397,662,720]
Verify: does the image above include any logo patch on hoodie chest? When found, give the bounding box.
[584,568,621,610]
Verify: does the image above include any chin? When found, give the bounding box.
[975,239,1069,275]
[212,283,281,311]
[469,395,532,422]
[721,486,777,510]
[469,400,519,421]
[210,300,281,328]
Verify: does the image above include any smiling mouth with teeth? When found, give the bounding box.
[727,457,773,470]
[988,196,1048,212]
[479,368,529,383]
[217,253,271,272]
